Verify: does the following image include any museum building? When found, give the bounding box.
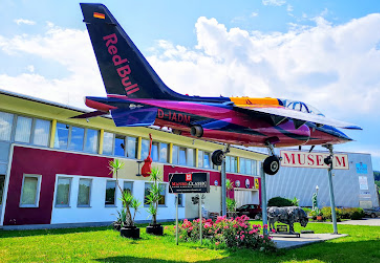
[0,90,265,229]
[0,90,378,229]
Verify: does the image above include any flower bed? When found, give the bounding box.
[177,215,276,251]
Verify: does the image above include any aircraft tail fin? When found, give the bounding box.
[80,3,182,99]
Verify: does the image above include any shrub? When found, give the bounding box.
[268,196,294,207]
[178,216,276,252]
[320,207,342,221]
[302,207,312,215]
[350,208,365,220]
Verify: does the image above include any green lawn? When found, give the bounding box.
[0,222,380,263]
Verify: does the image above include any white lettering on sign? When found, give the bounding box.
[280,150,349,170]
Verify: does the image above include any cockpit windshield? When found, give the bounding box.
[279,99,325,117]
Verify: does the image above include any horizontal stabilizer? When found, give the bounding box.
[239,106,362,130]
[70,111,107,119]
[111,108,157,127]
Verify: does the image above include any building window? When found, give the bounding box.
[0,112,14,141]
[20,174,41,208]
[55,123,69,149]
[55,177,72,207]
[178,194,183,206]
[84,129,98,154]
[77,178,92,207]
[15,116,32,143]
[127,137,137,158]
[124,181,133,194]
[103,132,114,155]
[142,139,168,163]
[198,150,212,169]
[33,119,51,147]
[105,180,116,206]
[226,156,238,173]
[114,135,126,157]
[68,126,85,151]
[172,145,195,167]
[144,183,166,205]
[55,123,98,153]
[239,158,257,175]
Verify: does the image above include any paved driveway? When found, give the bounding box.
[338,218,380,226]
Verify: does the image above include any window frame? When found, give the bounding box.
[144,182,167,206]
[77,178,92,207]
[104,132,137,159]
[141,139,168,163]
[123,180,134,195]
[19,174,42,208]
[105,179,117,207]
[55,176,72,208]
[55,123,99,153]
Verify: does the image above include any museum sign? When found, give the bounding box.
[280,150,349,170]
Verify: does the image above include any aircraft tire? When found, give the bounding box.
[212,150,224,166]
[263,156,280,175]
[324,155,332,165]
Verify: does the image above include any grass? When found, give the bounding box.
[0,221,380,262]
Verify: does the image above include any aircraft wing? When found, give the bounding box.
[238,106,362,130]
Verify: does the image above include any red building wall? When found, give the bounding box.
[3,146,112,225]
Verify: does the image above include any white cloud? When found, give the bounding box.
[262,0,286,7]
[0,25,105,109]
[287,5,293,12]
[251,12,259,18]
[26,65,34,73]
[14,19,36,26]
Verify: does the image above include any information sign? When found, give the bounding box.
[169,172,210,194]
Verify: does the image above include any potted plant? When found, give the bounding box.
[109,160,141,239]
[145,167,164,235]
[113,209,127,231]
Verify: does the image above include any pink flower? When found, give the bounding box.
[258,225,261,228]
[271,228,276,233]
[235,236,238,240]
[215,241,220,246]
[249,230,254,235]
[240,231,244,235]
[224,225,229,229]
[189,227,193,231]
[263,240,266,243]
[240,235,245,240]
[263,224,268,229]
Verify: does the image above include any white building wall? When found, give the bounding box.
[51,175,185,224]
[265,151,379,208]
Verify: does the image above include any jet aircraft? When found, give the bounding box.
[77,3,361,175]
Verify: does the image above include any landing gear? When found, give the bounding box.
[211,145,230,166]
[263,139,281,175]
[263,155,280,175]
[211,150,224,166]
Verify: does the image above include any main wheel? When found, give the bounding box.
[263,155,280,175]
[371,213,377,218]
[211,150,224,166]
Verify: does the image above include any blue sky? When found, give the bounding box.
[0,0,379,170]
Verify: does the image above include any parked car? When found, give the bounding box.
[236,204,262,219]
[364,207,380,218]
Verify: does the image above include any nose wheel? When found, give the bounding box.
[263,155,280,175]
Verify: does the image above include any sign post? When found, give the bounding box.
[260,163,268,236]
[199,195,202,245]
[175,194,179,245]
[169,172,210,245]
[221,158,227,216]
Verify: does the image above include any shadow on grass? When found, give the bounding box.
[0,225,112,239]
[94,239,380,263]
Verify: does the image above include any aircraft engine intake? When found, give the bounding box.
[190,125,203,138]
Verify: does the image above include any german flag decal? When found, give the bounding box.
[93,12,105,19]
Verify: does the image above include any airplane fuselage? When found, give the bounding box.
[85,95,352,148]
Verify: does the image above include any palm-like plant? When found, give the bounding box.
[225,179,236,214]
[109,160,140,227]
[146,167,162,225]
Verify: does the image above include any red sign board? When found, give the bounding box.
[280,150,349,170]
